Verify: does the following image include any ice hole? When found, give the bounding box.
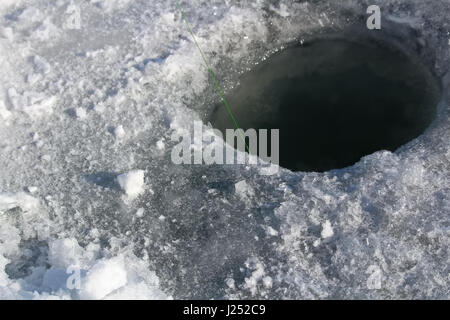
[210,38,441,172]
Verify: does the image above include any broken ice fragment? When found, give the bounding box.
[235,180,254,199]
[117,170,145,198]
[136,208,145,217]
[26,186,38,194]
[74,107,87,119]
[113,125,126,139]
[321,220,334,239]
[156,139,165,150]
[32,55,51,74]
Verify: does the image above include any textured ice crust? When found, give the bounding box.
[0,0,448,299]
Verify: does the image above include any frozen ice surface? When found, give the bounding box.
[0,0,448,299]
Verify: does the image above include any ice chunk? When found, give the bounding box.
[262,276,273,289]
[136,208,145,217]
[0,255,11,287]
[113,125,126,139]
[93,0,133,13]
[321,220,334,239]
[104,276,170,300]
[117,170,145,198]
[0,192,39,214]
[32,55,51,75]
[156,139,165,150]
[35,18,59,41]
[0,1,15,11]
[0,101,11,120]
[235,180,255,200]
[48,238,85,269]
[0,27,13,41]
[265,226,279,237]
[366,265,382,290]
[74,107,87,119]
[25,186,38,194]
[225,278,235,289]
[18,7,42,23]
[244,258,266,296]
[80,256,128,299]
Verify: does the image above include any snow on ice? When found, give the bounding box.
[0,0,448,299]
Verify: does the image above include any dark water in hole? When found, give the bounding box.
[210,39,440,172]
